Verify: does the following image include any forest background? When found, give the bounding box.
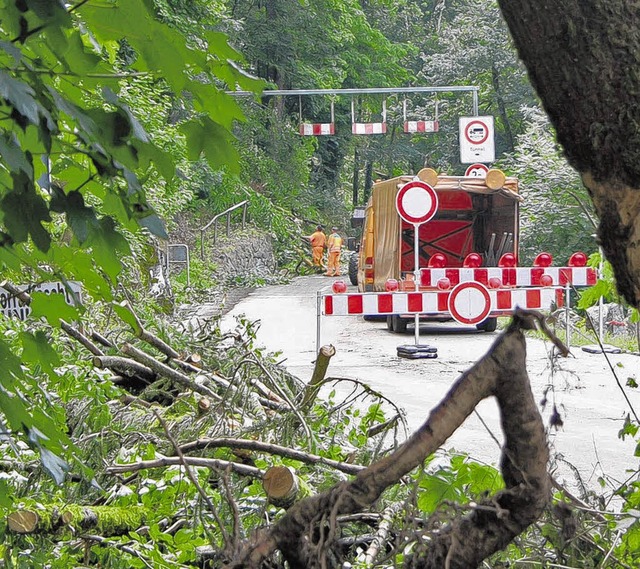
[0,0,638,568]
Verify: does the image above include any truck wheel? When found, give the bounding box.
[476,317,498,332]
[348,255,358,286]
[386,316,393,331]
[392,315,408,333]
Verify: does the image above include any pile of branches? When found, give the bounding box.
[1,285,628,568]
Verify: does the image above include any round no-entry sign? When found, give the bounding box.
[448,282,492,325]
[396,180,438,224]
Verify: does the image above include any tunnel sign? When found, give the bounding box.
[459,116,495,164]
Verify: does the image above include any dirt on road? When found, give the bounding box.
[221,275,640,497]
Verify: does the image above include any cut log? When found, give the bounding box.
[197,397,211,415]
[8,510,49,533]
[7,505,146,536]
[186,353,202,365]
[263,466,300,509]
[92,356,155,382]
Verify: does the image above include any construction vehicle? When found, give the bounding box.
[347,168,593,333]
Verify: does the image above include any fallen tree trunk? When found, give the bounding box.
[7,505,146,536]
[226,309,554,569]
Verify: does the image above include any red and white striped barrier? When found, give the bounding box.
[419,266,596,288]
[403,120,439,133]
[299,123,335,136]
[352,122,387,135]
[322,284,564,325]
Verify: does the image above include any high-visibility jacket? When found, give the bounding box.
[309,230,326,249]
[327,233,342,253]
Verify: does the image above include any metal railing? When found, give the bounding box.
[199,200,249,259]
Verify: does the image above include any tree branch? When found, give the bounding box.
[178,437,365,476]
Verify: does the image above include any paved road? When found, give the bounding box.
[222,275,640,496]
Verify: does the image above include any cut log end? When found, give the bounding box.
[318,344,336,358]
[198,397,211,414]
[7,510,39,533]
[263,466,299,508]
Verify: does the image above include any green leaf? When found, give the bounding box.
[30,291,81,326]
[80,0,190,91]
[102,87,149,143]
[50,187,97,244]
[112,301,142,334]
[619,414,639,440]
[187,80,246,130]
[577,279,611,310]
[0,71,43,126]
[0,479,12,508]
[0,40,23,66]
[27,0,72,26]
[621,521,640,558]
[138,213,168,239]
[85,217,130,282]
[1,170,52,252]
[0,133,33,176]
[38,244,113,302]
[27,426,69,485]
[180,117,239,173]
[134,140,175,181]
[20,331,61,380]
[417,473,461,513]
[61,30,102,75]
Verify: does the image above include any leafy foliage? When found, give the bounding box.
[501,107,597,263]
[0,0,260,474]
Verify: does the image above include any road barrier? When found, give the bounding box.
[315,264,597,356]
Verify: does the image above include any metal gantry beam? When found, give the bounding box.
[227,86,480,115]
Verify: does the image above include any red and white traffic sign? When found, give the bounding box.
[459,116,495,164]
[465,163,489,178]
[395,180,439,225]
[447,282,492,325]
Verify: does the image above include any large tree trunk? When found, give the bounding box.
[497,0,640,308]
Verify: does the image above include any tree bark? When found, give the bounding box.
[226,310,552,569]
[497,0,640,307]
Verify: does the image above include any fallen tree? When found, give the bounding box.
[227,310,558,568]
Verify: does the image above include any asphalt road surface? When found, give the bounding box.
[222,275,640,497]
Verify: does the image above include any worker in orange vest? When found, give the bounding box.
[324,227,343,276]
[307,225,326,270]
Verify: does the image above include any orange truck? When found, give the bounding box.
[344,168,594,333]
